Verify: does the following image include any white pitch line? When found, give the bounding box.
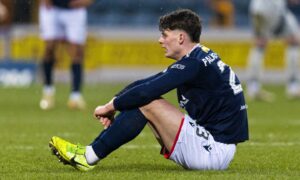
[5,145,35,150]
[244,142,300,146]
[4,141,300,151]
[122,144,161,149]
[249,119,300,125]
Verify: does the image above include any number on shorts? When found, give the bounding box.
[196,127,209,140]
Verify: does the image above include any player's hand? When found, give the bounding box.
[94,105,116,129]
[99,116,113,129]
[69,0,93,8]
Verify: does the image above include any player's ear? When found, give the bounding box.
[178,33,185,45]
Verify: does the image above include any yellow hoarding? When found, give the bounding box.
[8,35,285,69]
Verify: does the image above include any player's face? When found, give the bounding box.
[159,29,183,60]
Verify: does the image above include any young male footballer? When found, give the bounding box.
[49,9,249,171]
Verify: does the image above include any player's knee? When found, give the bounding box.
[255,38,267,49]
[43,50,55,62]
[69,44,84,62]
[139,99,169,120]
[43,46,56,61]
[139,102,154,114]
[72,58,83,64]
[140,99,163,112]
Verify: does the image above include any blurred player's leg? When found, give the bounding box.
[247,46,264,97]
[247,46,274,102]
[39,5,63,110]
[64,8,87,109]
[247,13,274,102]
[67,43,86,109]
[284,11,300,99]
[286,44,300,98]
[40,40,56,110]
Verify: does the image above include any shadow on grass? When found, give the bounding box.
[95,162,184,173]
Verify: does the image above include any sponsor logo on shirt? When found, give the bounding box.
[170,64,185,70]
[240,104,248,110]
[203,145,212,152]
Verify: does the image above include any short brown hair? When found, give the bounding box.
[159,9,202,43]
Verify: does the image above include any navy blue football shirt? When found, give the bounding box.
[114,44,249,144]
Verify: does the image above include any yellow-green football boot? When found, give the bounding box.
[49,136,95,171]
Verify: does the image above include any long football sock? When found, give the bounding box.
[71,63,83,92]
[42,60,54,86]
[89,108,148,160]
[247,47,264,96]
[85,146,99,165]
[286,45,300,92]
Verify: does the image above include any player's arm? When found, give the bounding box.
[113,58,201,111]
[94,58,201,128]
[95,73,164,129]
[115,72,164,97]
[69,0,94,8]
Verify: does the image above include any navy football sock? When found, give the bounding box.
[71,63,82,92]
[91,108,148,159]
[42,61,54,85]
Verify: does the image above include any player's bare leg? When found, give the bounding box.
[147,122,164,147]
[139,99,184,152]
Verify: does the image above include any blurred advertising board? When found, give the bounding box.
[0,60,37,87]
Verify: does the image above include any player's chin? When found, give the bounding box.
[165,52,171,58]
[165,53,175,60]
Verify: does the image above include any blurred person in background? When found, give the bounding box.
[247,0,300,101]
[0,0,12,59]
[210,0,234,28]
[39,0,93,110]
[0,1,7,22]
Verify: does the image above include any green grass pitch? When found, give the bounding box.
[0,84,299,179]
